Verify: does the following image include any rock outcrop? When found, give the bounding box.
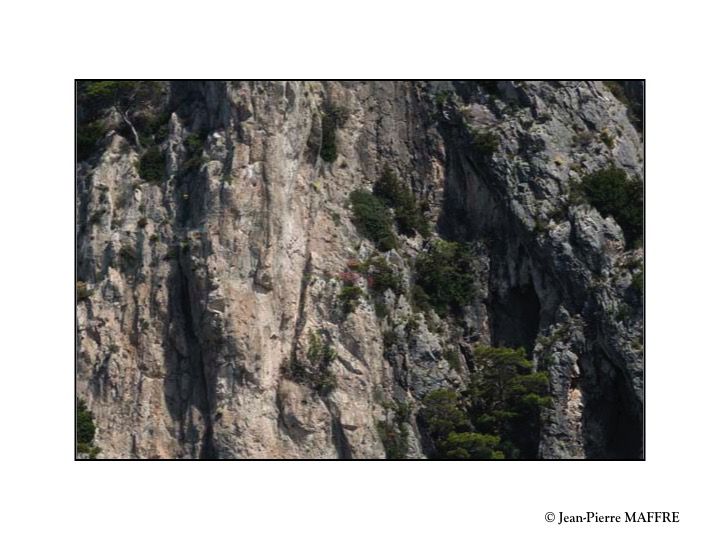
[76,80,644,459]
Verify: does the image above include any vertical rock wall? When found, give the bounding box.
[76,80,644,458]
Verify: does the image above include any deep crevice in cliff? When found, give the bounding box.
[581,346,642,459]
[163,259,216,459]
[162,125,217,458]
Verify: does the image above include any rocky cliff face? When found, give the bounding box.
[76,80,644,459]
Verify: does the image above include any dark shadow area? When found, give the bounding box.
[581,347,643,459]
[489,284,541,357]
[162,262,215,459]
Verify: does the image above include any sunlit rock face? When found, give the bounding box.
[76,81,643,459]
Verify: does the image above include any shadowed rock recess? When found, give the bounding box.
[76,81,644,459]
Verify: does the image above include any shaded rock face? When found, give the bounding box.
[76,81,644,459]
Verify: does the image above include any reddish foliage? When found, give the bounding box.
[339,271,360,285]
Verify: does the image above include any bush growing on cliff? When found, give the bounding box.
[367,256,403,296]
[181,132,208,173]
[470,129,500,157]
[77,121,106,162]
[576,167,643,248]
[139,146,165,183]
[444,432,504,459]
[285,331,338,396]
[349,190,397,251]
[77,399,100,458]
[419,388,470,442]
[78,81,164,116]
[338,284,363,315]
[373,166,430,237]
[415,240,476,316]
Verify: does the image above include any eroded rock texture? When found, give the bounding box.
[76,81,644,459]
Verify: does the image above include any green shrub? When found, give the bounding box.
[77,81,165,156]
[599,130,615,149]
[411,284,432,313]
[349,190,397,251]
[367,256,402,296]
[415,240,476,315]
[405,316,420,335]
[181,132,207,173]
[79,81,138,110]
[338,285,363,315]
[374,300,389,319]
[419,388,469,442]
[77,399,100,459]
[471,129,499,156]
[373,166,430,237]
[285,331,338,396]
[443,432,504,460]
[382,329,397,350]
[137,110,171,145]
[576,167,643,248]
[139,146,165,183]
[77,399,95,444]
[445,349,462,371]
[78,81,162,118]
[77,121,106,161]
[434,90,451,108]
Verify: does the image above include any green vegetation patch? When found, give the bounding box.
[419,346,550,459]
[414,240,476,316]
[77,121,106,162]
[285,331,338,396]
[77,81,167,160]
[77,399,100,458]
[366,256,403,296]
[470,129,500,157]
[181,131,208,173]
[349,190,397,251]
[373,166,430,237]
[138,146,165,183]
[338,285,363,315]
[574,166,643,248]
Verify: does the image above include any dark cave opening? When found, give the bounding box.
[489,283,541,357]
[582,349,643,459]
